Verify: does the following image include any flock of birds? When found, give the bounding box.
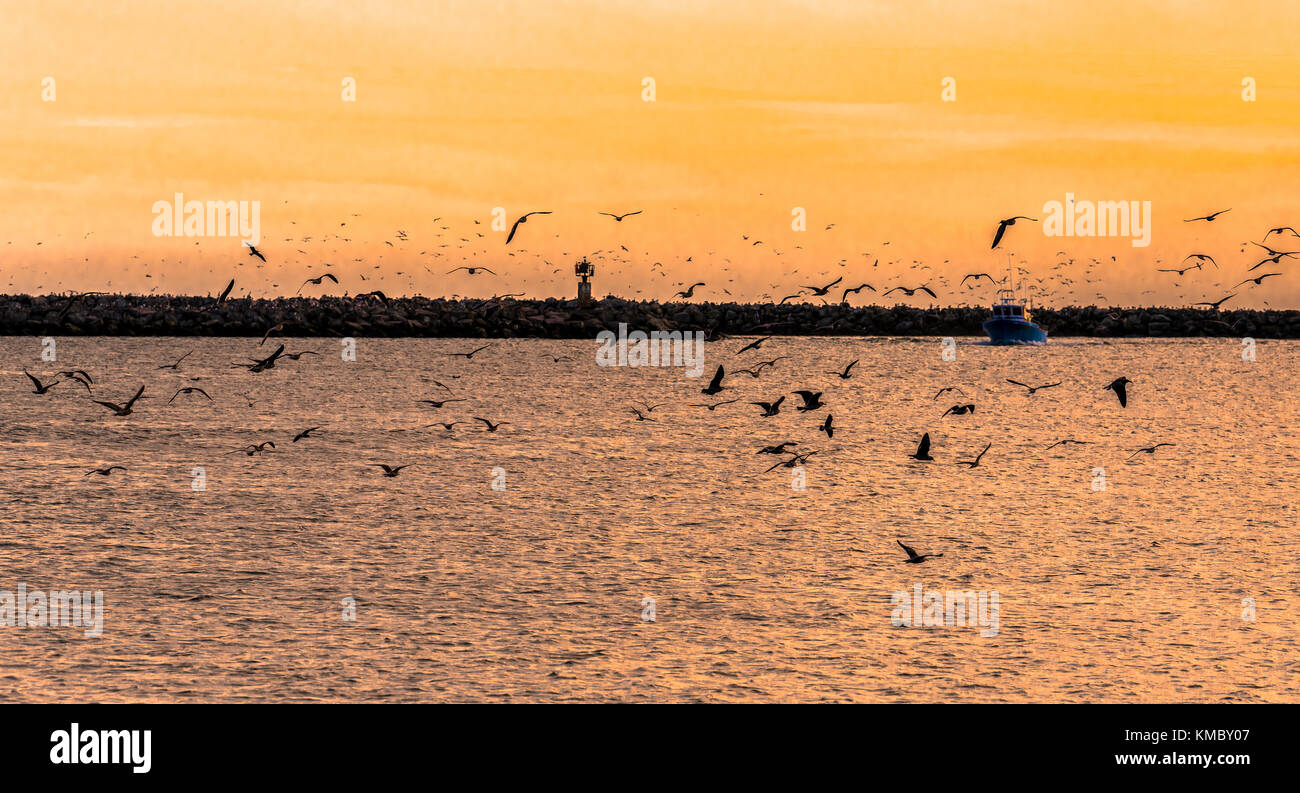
[13,205,1284,566]
[610,326,1157,564]
[23,336,520,480]
[10,204,1293,312]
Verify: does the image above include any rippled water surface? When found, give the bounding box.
[1,336,1296,702]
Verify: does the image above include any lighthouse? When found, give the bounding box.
[575,257,594,305]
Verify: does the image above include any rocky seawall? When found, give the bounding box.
[2,294,1297,338]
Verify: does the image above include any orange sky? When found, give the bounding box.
[3,0,1299,308]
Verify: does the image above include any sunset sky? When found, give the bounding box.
[3,0,1299,307]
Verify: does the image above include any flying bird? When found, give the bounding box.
[942,403,976,416]
[447,344,493,359]
[960,273,998,286]
[956,442,991,468]
[801,276,843,296]
[292,426,323,442]
[298,273,338,293]
[1045,439,1091,450]
[1193,294,1236,310]
[505,211,551,244]
[447,266,495,275]
[245,243,267,262]
[168,387,212,404]
[791,390,824,411]
[1006,379,1062,395]
[216,279,235,303]
[884,285,937,299]
[1183,209,1230,222]
[474,417,510,432]
[158,351,193,370]
[23,370,59,394]
[92,385,146,416]
[909,432,933,461]
[674,282,705,299]
[897,539,943,564]
[1234,273,1282,288]
[1129,443,1174,459]
[1104,376,1131,408]
[371,463,411,477]
[991,216,1037,249]
[700,365,726,395]
[827,360,858,379]
[819,414,834,438]
[599,210,642,222]
[84,466,126,477]
[750,396,785,417]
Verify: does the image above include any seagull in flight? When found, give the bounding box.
[292,426,323,442]
[674,282,705,299]
[1045,439,1091,450]
[216,279,235,303]
[841,283,875,302]
[909,432,934,461]
[1193,294,1236,309]
[418,398,466,408]
[688,398,739,411]
[474,417,510,432]
[956,442,991,468]
[735,336,772,354]
[933,386,966,400]
[158,351,193,370]
[763,450,818,473]
[827,359,858,379]
[447,344,493,359]
[897,540,943,564]
[23,370,59,394]
[801,276,843,296]
[245,243,267,262]
[819,414,834,439]
[1234,273,1283,288]
[228,441,275,456]
[1103,376,1131,408]
[750,396,785,417]
[884,285,937,299]
[1006,379,1062,395]
[85,466,126,477]
[599,210,642,221]
[371,464,411,477]
[168,387,212,404]
[700,365,726,395]
[757,441,799,454]
[1184,209,1230,222]
[941,403,976,416]
[92,385,146,416]
[960,273,998,286]
[1263,226,1300,240]
[791,390,824,411]
[505,211,551,244]
[447,266,496,275]
[297,273,338,293]
[1129,443,1174,459]
[992,216,1037,249]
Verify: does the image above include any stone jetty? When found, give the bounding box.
[1,293,1296,338]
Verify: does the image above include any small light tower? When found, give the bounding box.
[575,257,595,305]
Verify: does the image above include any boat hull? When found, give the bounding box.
[983,318,1047,345]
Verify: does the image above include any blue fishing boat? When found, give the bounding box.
[983,288,1047,344]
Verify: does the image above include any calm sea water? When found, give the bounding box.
[0,335,1296,702]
